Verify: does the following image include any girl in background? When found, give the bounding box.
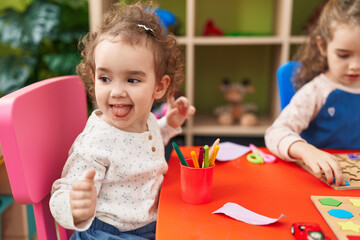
[265,0,360,187]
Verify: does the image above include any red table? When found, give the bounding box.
[156,147,360,240]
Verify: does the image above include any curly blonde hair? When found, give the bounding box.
[293,0,360,89]
[76,1,184,101]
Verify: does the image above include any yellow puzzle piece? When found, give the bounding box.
[349,199,360,207]
[337,221,360,233]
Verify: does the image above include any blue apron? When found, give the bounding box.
[301,89,360,149]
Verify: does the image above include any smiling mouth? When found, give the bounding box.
[111,104,132,117]
[347,74,359,80]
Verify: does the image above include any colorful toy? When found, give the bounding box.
[249,144,276,163]
[155,8,178,34]
[311,196,360,240]
[291,222,330,240]
[214,78,258,126]
[202,19,224,36]
[296,153,360,190]
[247,144,276,164]
[152,102,168,119]
[247,152,264,164]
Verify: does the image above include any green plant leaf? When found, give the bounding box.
[58,3,88,31]
[0,1,60,49]
[43,53,80,75]
[50,0,88,10]
[0,56,36,96]
[58,29,86,44]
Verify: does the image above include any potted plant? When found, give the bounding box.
[0,0,88,97]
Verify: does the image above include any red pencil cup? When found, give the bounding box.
[180,159,214,204]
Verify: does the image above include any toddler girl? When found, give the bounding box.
[50,2,195,239]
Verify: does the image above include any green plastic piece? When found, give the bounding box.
[319,198,342,207]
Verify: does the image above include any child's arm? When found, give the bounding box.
[289,141,345,186]
[265,79,321,160]
[70,169,97,226]
[165,95,196,129]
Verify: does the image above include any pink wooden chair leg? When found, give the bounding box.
[33,195,57,240]
[58,225,73,240]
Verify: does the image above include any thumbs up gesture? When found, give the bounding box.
[70,169,97,225]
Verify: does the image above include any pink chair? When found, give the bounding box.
[0,76,88,240]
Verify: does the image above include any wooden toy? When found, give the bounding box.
[296,153,360,190]
[311,196,360,240]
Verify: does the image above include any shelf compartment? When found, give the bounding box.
[187,114,271,136]
[195,0,274,37]
[194,45,274,115]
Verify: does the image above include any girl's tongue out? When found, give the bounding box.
[112,105,131,117]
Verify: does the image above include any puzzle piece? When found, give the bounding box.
[337,221,360,233]
[328,209,353,219]
[348,153,360,159]
[349,199,360,207]
[328,154,360,189]
[297,153,360,189]
[312,196,360,240]
[333,179,350,186]
[347,236,360,240]
[319,198,342,207]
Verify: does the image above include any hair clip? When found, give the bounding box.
[137,24,154,34]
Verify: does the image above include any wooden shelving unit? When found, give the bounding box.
[89,0,324,146]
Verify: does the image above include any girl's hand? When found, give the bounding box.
[289,141,345,186]
[70,169,97,225]
[166,95,196,129]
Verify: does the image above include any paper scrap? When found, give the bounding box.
[216,142,250,161]
[213,202,285,225]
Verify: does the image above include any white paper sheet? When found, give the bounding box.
[213,202,285,225]
[216,142,250,161]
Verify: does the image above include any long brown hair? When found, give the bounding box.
[293,0,360,89]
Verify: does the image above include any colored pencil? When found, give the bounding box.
[209,138,220,157]
[209,145,219,166]
[204,145,209,168]
[172,142,189,167]
[191,151,200,168]
[198,147,204,168]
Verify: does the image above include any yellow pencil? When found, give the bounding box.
[209,138,220,157]
[191,151,200,168]
[209,145,219,166]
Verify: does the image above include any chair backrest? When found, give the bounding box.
[0,76,88,240]
[276,60,301,110]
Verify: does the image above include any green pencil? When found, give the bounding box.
[172,142,189,167]
[204,145,209,168]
